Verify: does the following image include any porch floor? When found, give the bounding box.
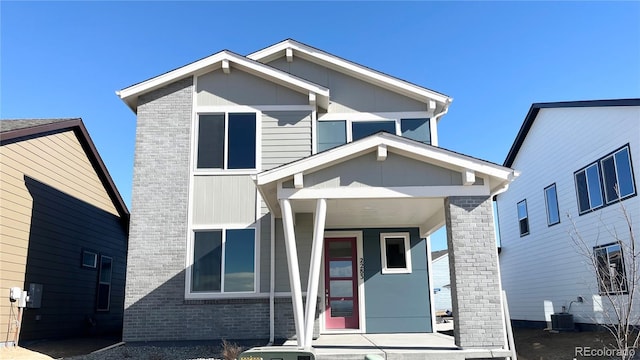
[278,333,513,360]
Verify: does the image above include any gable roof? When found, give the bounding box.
[504,98,640,168]
[431,249,448,262]
[256,131,516,188]
[248,39,452,107]
[0,118,130,226]
[117,49,330,113]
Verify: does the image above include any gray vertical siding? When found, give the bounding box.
[192,176,256,225]
[268,57,428,113]
[262,111,312,171]
[361,228,432,333]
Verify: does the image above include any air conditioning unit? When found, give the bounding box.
[551,313,574,332]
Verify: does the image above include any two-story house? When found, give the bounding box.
[117,39,518,355]
[497,99,640,329]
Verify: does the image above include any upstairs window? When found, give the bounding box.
[197,113,256,170]
[601,146,636,204]
[594,243,627,295]
[544,184,560,226]
[575,145,636,215]
[517,200,529,236]
[317,117,431,152]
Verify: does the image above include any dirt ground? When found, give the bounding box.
[0,329,633,360]
[1,335,121,360]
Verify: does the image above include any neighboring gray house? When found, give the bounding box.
[431,250,452,314]
[118,39,518,355]
[497,99,640,329]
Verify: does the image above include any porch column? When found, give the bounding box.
[303,198,327,349]
[445,196,505,349]
[280,199,306,348]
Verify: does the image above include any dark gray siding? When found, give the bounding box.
[20,176,127,340]
[361,227,432,333]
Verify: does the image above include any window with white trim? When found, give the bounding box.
[544,184,560,226]
[196,113,257,169]
[517,200,529,236]
[191,228,256,293]
[96,255,112,311]
[316,117,430,152]
[575,145,636,215]
[81,250,97,268]
[594,243,628,295]
[380,232,412,274]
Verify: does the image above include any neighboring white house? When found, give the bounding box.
[497,99,640,328]
[431,250,452,313]
[118,39,518,356]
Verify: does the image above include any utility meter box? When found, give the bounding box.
[238,347,314,360]
[27,283,43,308]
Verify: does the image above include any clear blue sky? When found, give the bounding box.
[2,1,639,250]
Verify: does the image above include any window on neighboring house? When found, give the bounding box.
[575,145,636,215]
[517,200,529,236]
[197,113,257,169]
[191,228,255,293]
[400,118,431,144]
[601,146,636,204]
[380,232,412,274]
[317,120,347,152]
[544,184,560,226]
[594,243,628,295]
[81,250,97,268]
[96,256,112,311]
[317,117,432,152]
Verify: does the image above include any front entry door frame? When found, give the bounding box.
[320,230,365,334]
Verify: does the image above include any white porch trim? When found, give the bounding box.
[278,184,491,200]
[280,199,306,348]
[303,199,327,349]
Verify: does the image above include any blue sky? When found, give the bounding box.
[2,1,639,250]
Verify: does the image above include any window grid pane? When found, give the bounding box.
[352,121,396,141]
[192,230,222,292]
[223,229,255,292]
[544,184,560,226]
[385,237,407,269]
[585,164,603,209]
[401,118,430,144]
[614,148,635,198]
[197,114,225,169]
[318,120,347,152]
[517,200,529,236]
[227,113,256,169]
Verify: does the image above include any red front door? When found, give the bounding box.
[324,237,359,330]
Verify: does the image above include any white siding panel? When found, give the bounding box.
[192,175,256,225]
[497,105,640,325]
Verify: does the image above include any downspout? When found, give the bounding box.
[268,214,276,345]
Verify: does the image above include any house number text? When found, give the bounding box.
[359,257,365,279]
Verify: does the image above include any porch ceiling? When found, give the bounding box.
[290,197,445,235]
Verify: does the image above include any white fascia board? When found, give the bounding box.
[256,133,515,186]
[248,39,451,105]
[277,184,491,200]
[117,50,330,111]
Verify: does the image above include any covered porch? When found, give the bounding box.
[254,133,518,355]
